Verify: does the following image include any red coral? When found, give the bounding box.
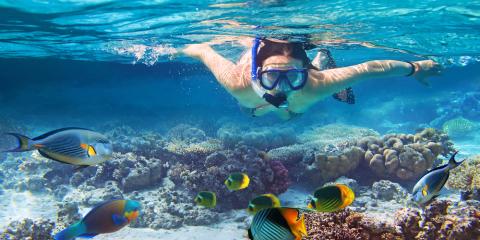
[266,160,290,195]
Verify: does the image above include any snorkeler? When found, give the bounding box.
[183,37,442,120]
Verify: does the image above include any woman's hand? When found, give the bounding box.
[412,60,443,86]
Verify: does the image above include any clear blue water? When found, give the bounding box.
[0,0,479,239]
[1,0,479,129]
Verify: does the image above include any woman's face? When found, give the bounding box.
[261,56,304,94]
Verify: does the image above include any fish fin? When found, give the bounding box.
[240,174,250,189]
[77,233,98,238]
[2,133,33,152]
[54,222,86,240]
[448,151,464,169]
[296,213,307,237]
[32,127,92,141]
[332,87,355,104]
[112,214,128,226]
[37,149,76,165]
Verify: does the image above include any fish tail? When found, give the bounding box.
[54,222,86,240]
[2,133,34,152]
[448,151,464,169]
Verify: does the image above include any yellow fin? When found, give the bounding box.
[87,145,97,157]
[338,184,355,209]
[239,174,250,189]
[422,185,428,196]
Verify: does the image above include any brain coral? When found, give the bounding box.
[446,155,480,191]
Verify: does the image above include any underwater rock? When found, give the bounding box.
[371,180,409,202]
[0,218,55,240]
[394,207,422,239]
[167,124,207,144]
[24,176,46,192]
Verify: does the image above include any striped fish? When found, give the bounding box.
[307,184,355,212]
[248,207,307,240]
[247,194,281,215]
[412,151,464,205]
[3,127,112,167]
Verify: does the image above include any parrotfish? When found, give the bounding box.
[247,193,281,215]
[195,191,217,208]
[3,127,112,167]
[54,199,141,240]
[412,151,464,205]
[248,207,307,240]
[307,184,355,212]
[225,172,250,191]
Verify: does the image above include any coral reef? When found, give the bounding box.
[394,200,480,239]
[447,155,480,191]
[357,128,454,180]
[0,218,55,240]
[304,209,400,240]
[168,145,290,210]
[305,200,480,240]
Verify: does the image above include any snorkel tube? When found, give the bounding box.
[251,37,288,108]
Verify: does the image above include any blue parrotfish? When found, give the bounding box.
[412,151,464,205]
[3,127,112,167]
[54,199,141,240]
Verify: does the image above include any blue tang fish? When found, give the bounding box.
[3,127,112,167]
[412,151,464,205]
[54,199,141,240]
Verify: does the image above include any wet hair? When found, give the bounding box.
[255,39,316,70]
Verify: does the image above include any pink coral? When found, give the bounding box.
[266,160,290,195]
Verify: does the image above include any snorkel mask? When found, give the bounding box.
[251,37,308,108]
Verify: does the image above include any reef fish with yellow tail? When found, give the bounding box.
[412,151,464,205]
[225,172,250,191]
[248,207,307,240]
[307,184,355,212]
[195,191,217,208]
[247,194,281,215]
[54,199,141,240]
[3,127,112,168]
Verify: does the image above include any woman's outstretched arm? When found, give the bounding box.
[183,44,247,92]
[305,60,442,97]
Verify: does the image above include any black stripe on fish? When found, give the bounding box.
[32,127,92,141]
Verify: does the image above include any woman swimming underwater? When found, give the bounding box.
[183,37,442,120]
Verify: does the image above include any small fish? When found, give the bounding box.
[54,199,141,240]
[412,151,464,205]
[195,191,217,208]
[248,207,307,240]
[247,194,281,215]
[225,172,250,191]
[307,184,355,212]
[3,127,112,167]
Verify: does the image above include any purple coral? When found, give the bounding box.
[265,160,290,195]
